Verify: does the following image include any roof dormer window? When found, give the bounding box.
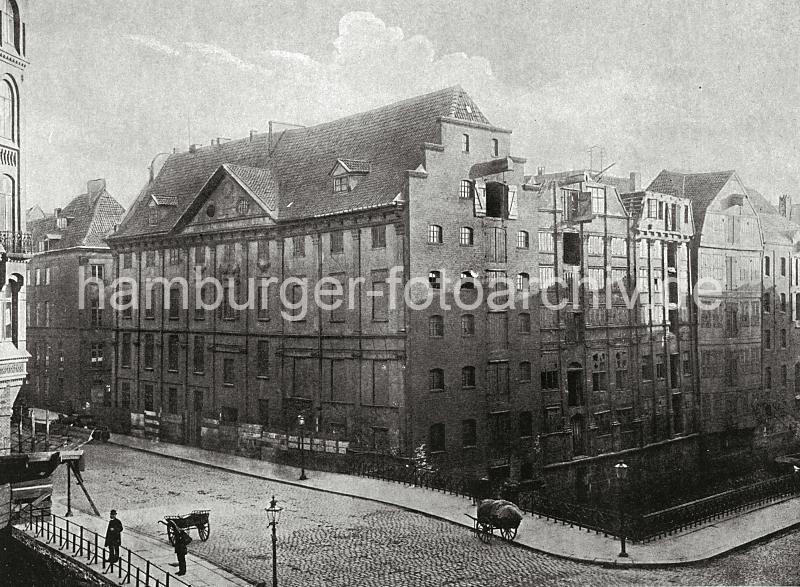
[148,206,158,225]
[330,158,370,194]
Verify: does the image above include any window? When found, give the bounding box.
[90,343,103,366]
[782,364,788,386]
[371,225,386,249]
[491,138,499,157]
[145,250,156,267]
[461,270,477,292]
[462,366,475,388]
[120,381,131,410]
[541,366,559,390]
[166,387,178,414]
[90,298,101,326]
[167,335,179,371]
[595,411,612,436]
[641,354,653,380]
[333,176,348,193]
[430,423,446,452]
[121,333,131,368]
[462,419,477,447]
[461,314,475,336]
[460,226,474,246]
[765,329,772,349]
[169,285,181,320]
[517,231,529,249]
[682,351,691,376]
[196,284,212,321]
[519,411,533,437]
[461,133,470,153]
[223,358,235,384]
[765,256,771,276]
[459,180,473,199]
[149,207,158,225]
[429,315,444,337]
[292,236,305,257]
[257,340,269,378]
[330,230,344,254]
[781,257,787,276]
[763,292,771,313]
[519,361,531,382]
[656,354,666,379]
[370,269,389,322]
[590,187,605,215]
[45,268,51,285]
[615,351,628,389]
[780,293,787,313]
[516,272,529,292]
[765,366,772,389]
[143,333,154,369]
[428,224,442,244]
[90,264,105,280]
[781,328,787,348]
[236,199,249,215]
[647,199,657,218]
[592,352,607,391]
[169,248,180,265]
[563,232,581,265]
[45,301,51,326]
[220,407,238,423]
[0,81,13,140]
[429,270,441,289]
[429,368,444,392]
[587,235,604,255]
[1,1,16,51]
[518,312,530,333]
[193,335,205,373]
[538,232,555,252]
[257,280,270,321]
[195,245,206,266]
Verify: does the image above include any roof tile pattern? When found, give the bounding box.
[29,189,125,250]
[114,86,493,238]
[647,170,735,234]
[225,164,279,210]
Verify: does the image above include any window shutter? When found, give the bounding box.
[507,185,518,219]
[473,180,486,217]
[575,191,593,222]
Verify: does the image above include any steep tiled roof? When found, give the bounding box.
[114,86,496,238]
[336,159,371,174]
[225,164,279,210]
[151,194,179,206]
[647,170,735,233]
[746,187,797,245]
[29,185,126,250]
[621,191,646,221]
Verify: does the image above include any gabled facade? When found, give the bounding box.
[23,179,125,415]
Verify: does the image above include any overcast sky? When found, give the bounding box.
[24,0,800,212]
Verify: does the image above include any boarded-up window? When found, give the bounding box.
[488,312,508,350]
[486,362,509,395]
[257,340,269,378]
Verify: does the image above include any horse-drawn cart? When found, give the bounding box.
[465,499,523,542]
[160,510,211,545]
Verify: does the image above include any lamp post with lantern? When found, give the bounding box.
[614,461,629,557]
[298,414,307,480]
[264,495,282,587]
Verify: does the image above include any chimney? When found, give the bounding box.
[537,166,545,177]
[54,207,62,218]
[87,178,106,195]
[629,172,639,192]
[189,144,197,154]
[249,129,257,142]
[779,194,790,217]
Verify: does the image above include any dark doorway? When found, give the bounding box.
[485,182,506,218]
[563,232,581,265]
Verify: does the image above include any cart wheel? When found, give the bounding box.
[166,523,176,546]
[478,523,492,543]
[500,527,517,541]
[198,521,210,541]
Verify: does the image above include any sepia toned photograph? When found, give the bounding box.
[1,1,799,585]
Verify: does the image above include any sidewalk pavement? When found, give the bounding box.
[110,434,800,568]
[15,508,251,587]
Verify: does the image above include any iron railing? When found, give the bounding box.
[24,509,189,586]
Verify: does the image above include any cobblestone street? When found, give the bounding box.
[50,444,800,586]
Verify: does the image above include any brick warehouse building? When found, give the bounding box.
[22,179,125,415]
[99,88,799,495]
[0,0,31,454]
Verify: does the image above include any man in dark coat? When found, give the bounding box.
[104,510,123,564]
[171,521,190,576]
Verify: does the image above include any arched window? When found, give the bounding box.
[519,361,531,382]
[0,80,14,140]
[461,366,475,388]
[1,1,17,52]
[518,312,531,333]
[491,138,499,157]
[517,231,529,249]
[429,368,444,392]
[459,226,474,246]
[516,272,529,292]
[460,270,477,290]
[428,315,443,337]
[0,174,11,232]
[428,270,441,289]
[429,423,446,452]
[459,180,473,199]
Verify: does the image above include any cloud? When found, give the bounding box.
[184,42,264,74]
[126,35,181,56]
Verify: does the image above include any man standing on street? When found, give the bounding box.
[171,520,190,576]
[104,509,123,564]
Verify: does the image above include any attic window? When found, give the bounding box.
[333,176,348,193]
[56,217,66,229]
[237,199,249,215]
[149,207,158,225]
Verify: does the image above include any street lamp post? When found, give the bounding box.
[298,414,307,480]
[614,461,629,558]
[264,495,282,587]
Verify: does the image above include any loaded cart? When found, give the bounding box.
[465,499,523,542]
[160,510,211,545]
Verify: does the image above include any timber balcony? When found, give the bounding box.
[0,231,32,255]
